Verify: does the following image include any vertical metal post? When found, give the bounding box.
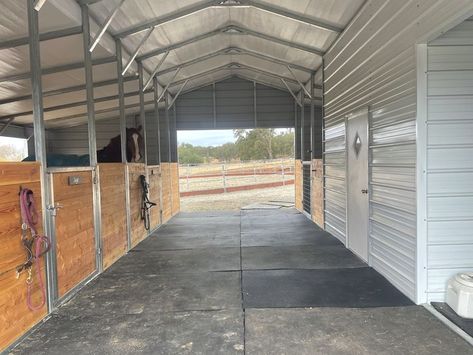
[27,0,57,311]
[300,92,305,161]
[165,94,171,163]
[116,38,132,250]
[310,73,315,160]
[138,61,148,166]
[172,103,177,162]
[82,4,102,273]
[253,81,257,128]
[213,82,217,128]
[153,76,163,224]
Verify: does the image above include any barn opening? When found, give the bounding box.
[1,0,473,353]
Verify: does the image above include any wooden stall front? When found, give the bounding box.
[0,163,47,351]
[99,164,127,270]
[52,170,96,297]
[128,163,148,247]
[294,160,303,211]
[311,159,324,228]
[170,163,180,216]
[147,165,162,231]
[160,163,172,223]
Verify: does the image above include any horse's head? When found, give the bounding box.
[126,126,144,163]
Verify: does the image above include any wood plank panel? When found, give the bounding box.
[311,159,324,227]
[99,164,127,270]
[161,163,172,223]
[0,163,47,352]
[171,163,180,216]
[53,171,95,297]
[128,163,148,247]
[294,160,303,211]
[147,166,161,231]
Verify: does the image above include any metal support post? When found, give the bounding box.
[310,73,315,160]
[138,61,148,165]
[116,38,132,250]
[81,4,102,273]
[153,76,163,223]
[27,0,57,311]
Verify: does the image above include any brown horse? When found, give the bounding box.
[98,127,144,163]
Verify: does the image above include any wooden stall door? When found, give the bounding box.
[171,163,180,216]
[53,171,96,297]
[161,163,172,223]
[99,164,127,269]
[128,163,148,247]
[147,166,162,231]
[311,159,324,227]
[0,163,47,351]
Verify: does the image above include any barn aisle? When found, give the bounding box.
[11,209,471,354]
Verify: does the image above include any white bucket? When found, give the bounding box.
[446,272,473,319]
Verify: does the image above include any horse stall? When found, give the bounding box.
[147,165,162,231]
[128,163,148,247]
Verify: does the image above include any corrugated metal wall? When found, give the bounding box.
[425,17,473,302]
[323,0,473,303]
[175,77,295,130]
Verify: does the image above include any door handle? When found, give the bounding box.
[361,189,368,194]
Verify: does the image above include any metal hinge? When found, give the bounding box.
[46,203,63,217]
[93,175,98,185]
[97,248,102,255]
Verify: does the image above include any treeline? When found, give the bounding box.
[178,129,294,164]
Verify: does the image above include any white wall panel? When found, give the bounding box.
[425,17,473,302]
[322,1,473,303]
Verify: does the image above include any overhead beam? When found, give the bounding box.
[137,24,324,61]
[0,25,82,50]
[0,56,116,84]
[78,0,104,4]
[281,78,302,107]
[155,47,313,78]
[143,51,169,91]
[122,27,154,75]
[33,0,48,11]
[157,68,181,102]
[0,118,15,136]
[116,0,340,38]
[287,65,312,98]
[0,75,137,107]
[168,80,189,108]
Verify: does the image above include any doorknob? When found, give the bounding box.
[361,189,368,194]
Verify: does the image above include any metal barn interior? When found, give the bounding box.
[1,0,473,353]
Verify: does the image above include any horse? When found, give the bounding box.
[97,126,144,163]
[23,127,145,166]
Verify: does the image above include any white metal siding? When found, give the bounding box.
[425,18,473,302]
[323,1,473,303]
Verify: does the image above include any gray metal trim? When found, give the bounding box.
[137,24,324,61]
[310,73,315,160]
[153,76,161,164]
[165,95,171,163]
[116,0,340,38]
[253,81,257,127]
[0,25,82,50]
[213,82,217,128]
[27,0,56,312]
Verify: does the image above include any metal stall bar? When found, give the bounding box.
[81,4,102,274]
[27,0,57,311]
[116,39,132,251]
[138,62,148,165]
[165,94,171,162]
[310,73,315,160]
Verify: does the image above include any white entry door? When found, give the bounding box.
[347,108,369,262]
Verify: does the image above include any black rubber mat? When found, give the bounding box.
[243,268,414,309]
[432,302,473,337]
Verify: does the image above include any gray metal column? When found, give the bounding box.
[172,103,177,162]
[212,82,217,128]
[165,94,171,162]
[300,92,305,161]
[81,4,102,273]
[310,73,315,160]
[27,0,57,311]
[138,61,148,165]
[153,76,161,164]
[116,38,132,250]
[253,81,257,128]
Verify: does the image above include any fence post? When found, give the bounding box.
[281,159,285,186]
[253,161,257,183]
[186,164,190,191]
[222,162,227,193]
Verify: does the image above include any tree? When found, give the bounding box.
[178,143,204,164]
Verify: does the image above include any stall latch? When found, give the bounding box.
[47,203,64,216]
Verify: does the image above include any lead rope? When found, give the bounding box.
[139,175,156,231]
[18,188,51,311]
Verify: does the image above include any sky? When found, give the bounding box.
[177,129,292,147]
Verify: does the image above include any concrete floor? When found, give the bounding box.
[12,209,473,354]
